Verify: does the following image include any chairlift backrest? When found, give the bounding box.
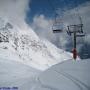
[52,22,63,33]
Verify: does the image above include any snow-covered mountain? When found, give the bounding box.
[0,17,73,70]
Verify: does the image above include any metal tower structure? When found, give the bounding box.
[48,0,86,60]
[67,24,85,60]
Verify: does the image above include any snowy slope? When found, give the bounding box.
[0,17,73,70]
[0,58,40,90]
[35,59,90,90]
[0,57,89,90]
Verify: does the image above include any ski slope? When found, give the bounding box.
[0,58,40,90]
[0,54,89,90]
[35,59,90,90]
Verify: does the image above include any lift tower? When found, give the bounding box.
[67,24,85,60]
[47,0,85,60]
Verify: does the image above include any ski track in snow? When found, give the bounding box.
[53,70,90,90]
[35,77,59,90]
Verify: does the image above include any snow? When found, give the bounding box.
[0,57,89,90]
[35,59,90,90]
[0,58,40,90]
[0,16,88,90]
[0,17,73,70]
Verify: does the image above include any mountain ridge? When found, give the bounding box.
[0,17,73,70]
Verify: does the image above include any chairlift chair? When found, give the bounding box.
[53,24,63,33]
[52,15,63,33]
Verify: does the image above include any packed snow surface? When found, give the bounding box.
[0,58,90,90]
[35,59,90,90]
[0,58,40,90]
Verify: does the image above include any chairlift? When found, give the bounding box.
[52,14,63,33]
[53,24,63,33]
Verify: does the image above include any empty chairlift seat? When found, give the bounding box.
[53,24,63,33]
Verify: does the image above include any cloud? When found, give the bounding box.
[31,14,72,49]
[62,1,90,52]
[62,1,90,37]
[31,15,57,44]
[31,14,69,49]
[31,1,90,52]
[0,0,30,30]
[0,0,89,58]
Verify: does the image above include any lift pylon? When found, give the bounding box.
[67,23,85,60]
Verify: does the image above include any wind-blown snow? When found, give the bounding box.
[0,17,73,70]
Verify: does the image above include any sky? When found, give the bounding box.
[26,0,90,59]
[0,0,90,59]
[26,0,90,22]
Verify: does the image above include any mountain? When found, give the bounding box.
[0,17,73,70]
[35,59,90,90]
